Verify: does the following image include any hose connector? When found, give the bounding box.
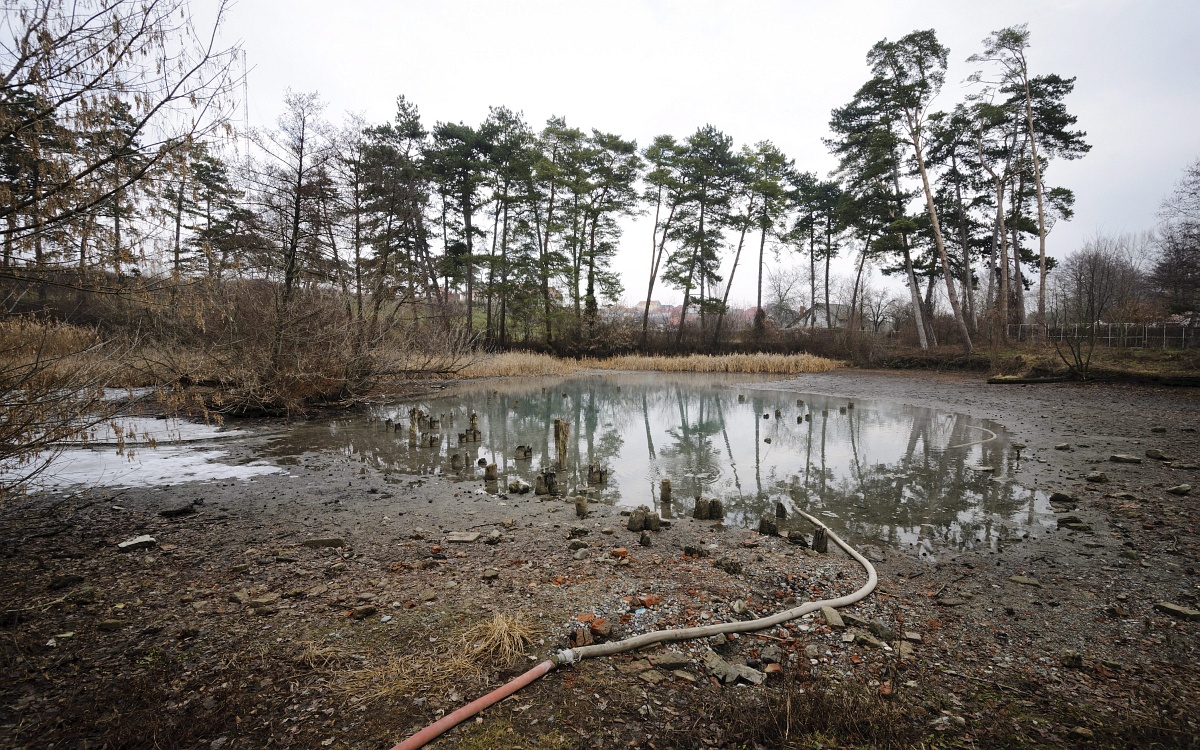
[554,649,577,665]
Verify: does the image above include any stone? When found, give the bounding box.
[702,649,764,685]
[446,532,481,543]
[786,530,809,547]
[569,525,589,538]
[1048,492,1075,505]
[117,535,156,552]
[1110,454,1143,464]
[482,568,500,581]
[301,537,344,548]
[568,540,588,550]
[350,605,377,620]
[1069,727,1094,740]
[1151,426,1167,433]
[639,531,652,547]
[1055,443,1071,451]
[760,644,783,663]
[903,631,922,643]
[938,597,969,607]
[1166,484,1192,496]
[572,548,589,560]
[419,588,437,602]
[507,479,531,494]
[855,631,887,649]
[1154,601,1200,621]
[248,592,280,607]
[692,498,711,520]
[485,530,501,545]
[571,626,593,647]
[757,514,778,536]
[1009,575,1042,587]
[159,503,195,518]
[868,620,896,642]
[821,606,845,628]
[1084,471,1108,483]
[898,641,915,661]
[574,496,588,518]
[96,619,125,631]
[1145,449,1173,461]
[589,619,612,638]
[650,651,690,668]
[1061,650,1084,668]
[644,511,661,531]
[611,548,628,558]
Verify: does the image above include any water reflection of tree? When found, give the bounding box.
[259,377,1044,553]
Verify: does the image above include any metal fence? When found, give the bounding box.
[1007,322,1198,349]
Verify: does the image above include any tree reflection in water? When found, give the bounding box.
[264,373,1051,553]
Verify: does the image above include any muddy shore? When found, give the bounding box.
[1,369,1198,749]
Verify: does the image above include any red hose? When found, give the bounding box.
[390,659,557,750]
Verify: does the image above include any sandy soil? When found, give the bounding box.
[1,369,1198,749]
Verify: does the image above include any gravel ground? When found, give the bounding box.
[1,369,1198,749]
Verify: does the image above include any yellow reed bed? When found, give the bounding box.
[457,351,839,378]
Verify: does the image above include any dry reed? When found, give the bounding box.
[336,612,542,706]
[455,351,839,378]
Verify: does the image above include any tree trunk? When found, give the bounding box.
[714,201,754,347]
[641,197,674,347]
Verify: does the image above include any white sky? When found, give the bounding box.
[221,0,1200,307]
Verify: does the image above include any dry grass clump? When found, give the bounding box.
[593,352,840,374]
[337,612,542,706]
[457,352,581,378]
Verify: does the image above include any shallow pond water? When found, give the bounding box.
[266,373,1052,552]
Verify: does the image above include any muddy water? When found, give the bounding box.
[263,373,1053,552]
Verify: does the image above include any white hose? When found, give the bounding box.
[554,508,877,664]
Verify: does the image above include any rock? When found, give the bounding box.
[446,531,481,543]
[485,529,501,545]
[1048,491,1075,506]
[1154,601,1200,621]
[1085,471,1109,483]
[692,498,711,520]
[49,574,85,590]
[639,531,652,547]
[611,548,628,558]
[67,586,96,604]
[1110,454,1143,464]
[760,644,783,663]
[903,631,922,643]
[1009,575,1042,587]
[574,496,588,518]
[683,544,707,557]
[568,540,588,550]
[117,535,157,552]
[572,548,589,560]
[1151,426,1167,433]
[855,631,887,649]
[569,525,589,538]
[248,592,280,607]
[1057,514,1091,532]
[571,626,593,647]
[507,479,531,494]
[482,568,500,581]
[714,557,743,575]
[1069,726,1094,740]
[709,499,725,520]
[898,641,915,661]
[1166,484,1192,496]
[702,649,764,685]
[1061,650,1084,668]
[644,511,661,531]
[159,503,195,518]
[350,605,377,620]
[306,583,328,598]
[821,606,845,628]
[650,651,690,668]
[786,530,809,547]
[1145,449,1173,461]
[638,669,666,684]
[938,597,969,607]
[868,620,896,642]
[589,619,612,638]
[1055,443,1071,451]
[96,619,125,631]
[419,588,437,602]
[757,514,778,536]
[301,537,344,548]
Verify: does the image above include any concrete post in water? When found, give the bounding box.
[469,412,479,432]
[693,497,711,520]
[484,463,499,481]
[660,478,672,504]
[758,514,778,536]
[408,422,417,446]
[535,474,548,495]
[776,501,787,519]
[797,415,803,424]
[738,394,746,403]
[450,453,462,470]
[574,496,588,519]
[812,527,828,553]
[774,409,781,418]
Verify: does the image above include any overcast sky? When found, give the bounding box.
[222,0,1200,307]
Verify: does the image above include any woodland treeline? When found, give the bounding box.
[2,2,1198,417]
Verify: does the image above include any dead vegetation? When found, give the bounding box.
[457,351,841,378]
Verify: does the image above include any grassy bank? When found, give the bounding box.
[458,351,842,378]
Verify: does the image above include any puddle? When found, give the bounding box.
[266,373,1052,552]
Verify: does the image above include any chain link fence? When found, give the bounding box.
[1007,322,1198,349]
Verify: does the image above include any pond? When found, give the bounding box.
[264,373,1053,553]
